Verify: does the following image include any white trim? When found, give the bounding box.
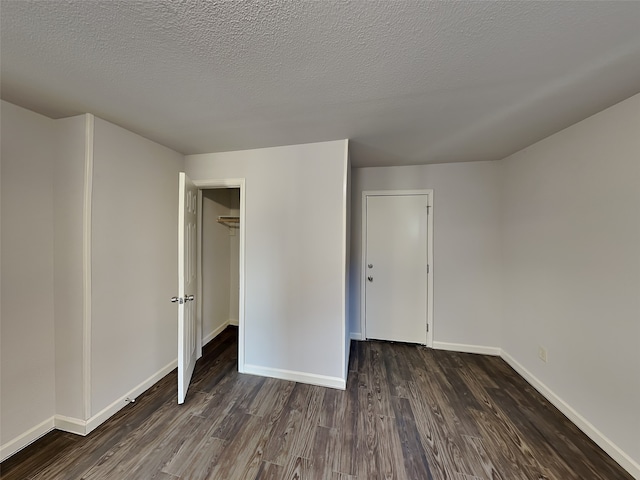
[202,319,237,346]
[0,417,55,462]
[1,358,180,461]
[228,318,239,326]
[84,359,178,435]
[196,190,203,359]
[350,332,364,341]
[433,341,501,356]
[202,323,227,346]
[501,350,640,479]
[361,189,434,347]
[341,141,349,382]
[426,192,434,347]
[49,359,179,438]
[82,113,94,420]
[54,415,86,436]
[243,364,346,390]
[192,178,246,374]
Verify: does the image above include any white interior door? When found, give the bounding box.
[365,194,428,344]
[176,172,198,404]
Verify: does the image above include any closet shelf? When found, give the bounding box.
[217,216,240,225]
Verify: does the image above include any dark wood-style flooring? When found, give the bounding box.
[1,326,632,480]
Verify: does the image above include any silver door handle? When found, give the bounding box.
[185,295,194,302]
[367,276,373,282]
[170,296,184,304]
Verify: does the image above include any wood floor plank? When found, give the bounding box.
[415,349,483,439]
[331,474,357,480]
[208,413,271,480]
[412,361,481,440]
[462,435,506,480]
[365,341,396,418]
[454,474,484,480]
[248,377,296,420]
[161,433,227,479]
[391,396,434,480]
[382,345,411,399]
[1,329,633,480]
[262,383,325,465]
[307,426,339,479]
[354,379,409,479]
[148,472,181,480]
[282,456,309,480]
[488,372,632,480]
[254,461,286,479]
[354,386,376,478]
[469,408,549,480]
[337,371,361,477]
[0,431,77,480]
[406,380,468,479]
[373,414,409,480]
[318,387,346,429]
[79,403,199,480]
[347,340,364,373]
[486,386,584,479]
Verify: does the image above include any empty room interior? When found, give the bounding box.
[1,1,639,479]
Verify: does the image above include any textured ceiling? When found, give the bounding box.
[2,1,640,167]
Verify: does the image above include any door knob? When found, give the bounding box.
[368,264,373,269]
[185,295,194,302]
[367,276,373,282]
[170,296,183,304]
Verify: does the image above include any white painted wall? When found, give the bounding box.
[1,106,186,458]
[53,114,88,421]
[501,93,640,473]
[91,117,184,415]
[201,189,238,342]
[0,101,57,455]
[351,161,502,350]
[186,140,349,386]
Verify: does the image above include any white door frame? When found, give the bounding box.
[194,178,247,373]
[361,190,434,347]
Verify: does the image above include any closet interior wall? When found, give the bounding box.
[201,189,240,345]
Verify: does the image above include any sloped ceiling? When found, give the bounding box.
[2,1,639,167]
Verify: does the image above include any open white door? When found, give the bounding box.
[173,172,198,404]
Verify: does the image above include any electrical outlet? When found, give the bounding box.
[538,346,548,363]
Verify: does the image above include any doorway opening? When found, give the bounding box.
[199,187,241,347]
[195,179,246,373]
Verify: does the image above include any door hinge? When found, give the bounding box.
[426,324,429,332]
[427,264,430,274]
[426,205,431,214]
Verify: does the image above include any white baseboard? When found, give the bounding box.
[243,364,346,390]
[203,322,228,346]
[433,341,501,356]
[501,350,640,479]
[350,332,363,340]
[203,319,239,346]
[54,415,86,436]
[84,359,178,435]
[0,416,55,462]
[1,359,179,461]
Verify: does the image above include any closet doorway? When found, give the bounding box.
[195,180,246,372]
